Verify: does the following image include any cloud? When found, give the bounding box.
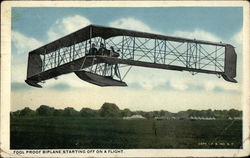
[172,29,222,42]
[186,83,204,91]
[231,28,242,45]
[12,31,43,54]
[153,81,173,91]
[48,83,71,90]
[12,82,32,91]
[151,78,240,94]
[47,15,91,41]
[213,86,240,94]
[11,31,43,82]
[127,82,143,89]
[124,65,240,93]
[42,72,96,89]
[124,67,168,90]
[169,79,189,91]
[109,17,159,33]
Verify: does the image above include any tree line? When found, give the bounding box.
[11,102,242,119]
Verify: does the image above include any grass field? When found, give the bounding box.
[10,117,242,149]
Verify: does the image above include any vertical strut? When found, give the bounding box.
[154,39,156,63]
[69,45,72,61]
[215,46,217,71]
[164,40,166,64]
[195,43,198,69]
[198,44,201,69]
[132,36,135,59]
[73,43,75,60]
[57,48,60,66]
[54,51,57,68]
[111,64,113,77]
[43,54,46,72]
[186,43,189,67]
[121,36,124,59]
[85,40,88,56]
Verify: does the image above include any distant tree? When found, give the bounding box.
[80,108,98,117]
[187,109,196,117]
[36,105,55,116]
[19,107,35,116]
[205,109,214,117]
[121,108,133,117]
[144,112,154,119]
[11,110,21,117]
[193,110,200,117]
[153,111,160,117]
[63,107,79,117]
[159,110,166,117]
[161,110,174,117]
[53,109,64,116]
[99,102,121,117]
[176,111,189,118]
[213,109,233,119]
[134,110,143,115]
[228,109,241,117]
[200,110,207,117]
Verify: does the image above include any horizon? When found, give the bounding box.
[10,102,242,113]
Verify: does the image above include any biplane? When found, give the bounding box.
[25,25,237,88]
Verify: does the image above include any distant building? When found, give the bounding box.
[155,116,170,120]
[189,116,215,120]
[154,116,177,120]
[228,117,242,120]
[123,114,146,120]
[154,116,163,120]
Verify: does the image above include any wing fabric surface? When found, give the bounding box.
[222,44,237,83]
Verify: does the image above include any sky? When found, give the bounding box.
[11,7,243,112]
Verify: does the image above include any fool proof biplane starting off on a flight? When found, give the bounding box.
[25,25,237,88]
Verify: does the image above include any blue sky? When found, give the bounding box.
[11,7,243,112]
[12,7,242,41]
